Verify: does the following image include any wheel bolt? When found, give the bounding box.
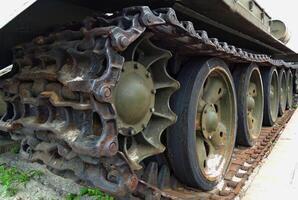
[151,89,156,94]
[130,129,136,135]
[120,36,129,48]
[109,142,118,154]
[146,72,151,78]
[128,174,139,191]
[150,108,155,113]
[100,86,112,98]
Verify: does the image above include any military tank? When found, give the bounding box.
[0,0,296,199]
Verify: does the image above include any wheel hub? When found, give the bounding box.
[112,36,179,170]
[247,96,255,111]
[270,85,274,98]
[202,104,219,138]
[113,61,155,135]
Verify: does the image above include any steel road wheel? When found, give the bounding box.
[262,67,279,126]
[286,69,293,109]
[168,58,237,190]
[278,69,287,116]
[233,64,264,146]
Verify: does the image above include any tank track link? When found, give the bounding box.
[0,6,294,199]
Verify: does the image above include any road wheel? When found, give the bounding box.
[233,64,264,146]
[167,58,237,190]
[278,68,287,116]
[286,69,293,109]
[262,67,279,126]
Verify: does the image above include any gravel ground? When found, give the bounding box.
[0,152,96,200]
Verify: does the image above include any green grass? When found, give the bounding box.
[10,144,20,154]
[66,187,114,200]
[0,164,43,196]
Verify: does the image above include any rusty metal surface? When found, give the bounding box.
[0,6,295,199]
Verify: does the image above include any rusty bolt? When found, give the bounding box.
[109,142,118,154]
[128,174,139,191]
[100,86,112,98]
[107,170,119,182]
[34,36,45,45]
[146,14,153,23]
[120,36,129,48]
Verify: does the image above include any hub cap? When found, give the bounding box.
[112,35,179,170]
[113,62,155,134]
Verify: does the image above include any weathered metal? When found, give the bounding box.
[286,69,293,109]
[0,5,295,198]
[196,68,236,183]
[1,0,297,70]
[278,69,287,116]
[233,64,264,146]
[270,70,279,123]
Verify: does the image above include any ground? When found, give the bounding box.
[0,152,99,200]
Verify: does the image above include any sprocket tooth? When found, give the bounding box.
[142,162,158,186]
[152,60,180,90]
[158,165,171,190]
[153,89,177,121]
[136,36,172,69]
[125,133,164,170]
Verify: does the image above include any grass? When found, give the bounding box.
[66,187,114,200]
[0,164,43,197]
[10,144,20,154]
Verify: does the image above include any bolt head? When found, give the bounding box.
[128,175,139,191]
[146,72,151,78]
[120,36,129,48]
[109,142,118,154]
[130,129,136,135]
[100,86,112,98]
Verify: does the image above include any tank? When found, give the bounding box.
[0,0,296,199]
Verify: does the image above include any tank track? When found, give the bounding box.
[0,6,294,199]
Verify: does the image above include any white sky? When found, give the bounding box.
[260,0,298,52]
[0,0,297,52]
